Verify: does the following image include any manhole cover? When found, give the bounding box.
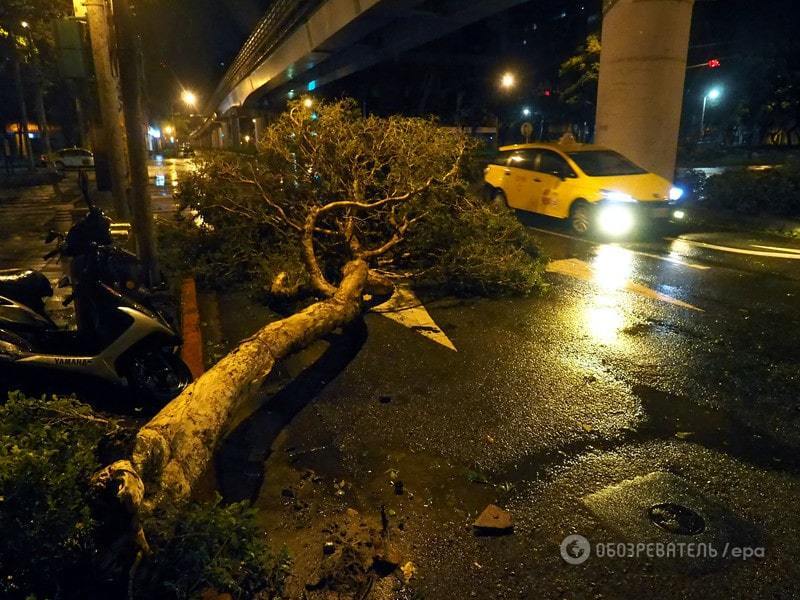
[648,502,706,536]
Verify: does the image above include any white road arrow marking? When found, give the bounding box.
[372,287,457,351]
[547,258,703,311]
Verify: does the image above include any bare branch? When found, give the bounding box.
[301,208,338,297]
[246,163,303,231]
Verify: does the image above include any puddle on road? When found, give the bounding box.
[633,384,800,473]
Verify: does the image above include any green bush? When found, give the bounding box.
[404,192,547,296]
[166,160,547,298]
[0,393,108,598]
[702,165,800,217]
[136,497,290,600]
[0,393,287,600]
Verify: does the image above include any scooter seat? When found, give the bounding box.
[0,269,53,303]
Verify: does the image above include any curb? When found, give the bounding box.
[180,277,205,378]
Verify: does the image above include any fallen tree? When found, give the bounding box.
[95,99,544,589]
[97,259,369,511]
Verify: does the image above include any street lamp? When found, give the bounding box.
[496,72,518,148]
[522,107,531,117]
[181,89,198,109]
[500,72,516,90]
[700,87,722,138]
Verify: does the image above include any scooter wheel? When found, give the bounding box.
[122,350,193,406]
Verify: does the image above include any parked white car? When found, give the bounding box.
[43,148,95,170]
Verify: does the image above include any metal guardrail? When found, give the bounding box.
[206,0,326,114]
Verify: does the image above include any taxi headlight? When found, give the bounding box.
[669,186,685,201]
[598,204,635,236]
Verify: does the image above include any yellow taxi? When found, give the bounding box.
[483,139,685,236]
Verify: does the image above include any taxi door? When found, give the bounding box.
[533,150,576,218]
[504,149,542,213]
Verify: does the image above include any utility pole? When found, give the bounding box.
[114,0,158,283]
[85,0,131,220]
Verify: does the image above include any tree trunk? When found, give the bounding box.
[115,0,159,285]
[86,0,131,219]
[96,259,369,512]
[32,80,51,155]
[27,36,52,156]
[11,45,34,170]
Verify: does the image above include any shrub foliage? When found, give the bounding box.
[0,393,286,599]
[696,164,800,218]
[167,99,545,297]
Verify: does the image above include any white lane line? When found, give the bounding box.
[668,238,800,260]
[547,258,703,311]
[372,287,457,351]
[527,227,710,270]
[626,250,710,271]
[750,244,800,255]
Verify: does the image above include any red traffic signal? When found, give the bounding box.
[708,59,721,69]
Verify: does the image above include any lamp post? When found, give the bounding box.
[700,87,722,138]
[181,89,198,112]
[496,71,517,147]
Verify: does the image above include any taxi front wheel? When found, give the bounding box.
[569,202,592,235]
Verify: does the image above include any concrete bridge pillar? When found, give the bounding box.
[595,0,694,181]
[229,115,241,149]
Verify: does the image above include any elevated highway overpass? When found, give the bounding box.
[197,0,696,181]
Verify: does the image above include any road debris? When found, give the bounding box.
[473,504,514,535]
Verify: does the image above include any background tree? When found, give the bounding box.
[683,0,800,147]
[0,0,72,158]
[558,33,600,141]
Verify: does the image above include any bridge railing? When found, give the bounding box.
[207,0,326,114]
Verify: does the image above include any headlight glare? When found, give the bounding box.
[598,205,635,236]
[669,186,685,201]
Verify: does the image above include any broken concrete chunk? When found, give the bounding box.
[473,504,514,535]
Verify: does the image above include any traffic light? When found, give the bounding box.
[708,59,721,69]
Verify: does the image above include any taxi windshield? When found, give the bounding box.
[567,150,647,176]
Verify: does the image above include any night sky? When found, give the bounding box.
[137,0,268,113]
[134,0,800,120]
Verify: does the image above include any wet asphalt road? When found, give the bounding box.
[4,165,800,597]
[215,212,800,598]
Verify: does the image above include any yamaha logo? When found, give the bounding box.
[54,357,92,367]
